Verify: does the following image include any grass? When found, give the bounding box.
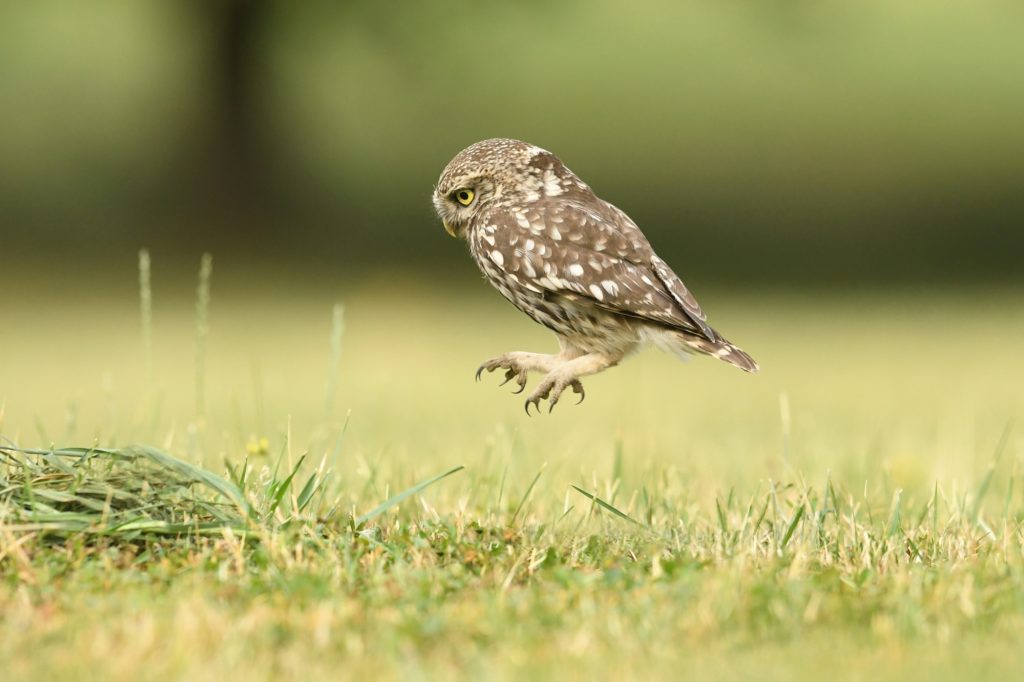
[1,261,1023,681]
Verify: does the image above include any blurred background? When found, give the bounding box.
[1,1,1022,476]
[3,0,1022,286]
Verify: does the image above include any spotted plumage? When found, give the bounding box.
[433,138,758,413]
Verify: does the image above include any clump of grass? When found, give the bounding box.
[0,443,251,536]
[0,442,462,540]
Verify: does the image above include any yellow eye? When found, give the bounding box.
[454,188,475,206]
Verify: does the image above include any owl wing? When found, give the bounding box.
[483,198,716,340]
[600,202,713,335]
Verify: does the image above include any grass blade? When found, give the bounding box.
[296,470,323,512]
[139,248,153,386]
[973,421,1013,521]
[887,489,903,538]
[509,464,545,525]
[267,454,306,517]
[131,444,250,516]
[752,493,771,536]
[780,504,805,549]
[194,253,213,419]
[716,497,729,535]
[356,465,464,526]
[324,303,345,419]
[570,485,644,527]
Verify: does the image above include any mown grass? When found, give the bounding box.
[1,259,1023,680]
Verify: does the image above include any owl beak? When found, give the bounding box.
[442,219,459,238]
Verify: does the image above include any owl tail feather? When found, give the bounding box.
[666,331,760,373]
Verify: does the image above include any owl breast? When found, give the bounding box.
[468,223,639,357]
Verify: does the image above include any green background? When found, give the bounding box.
[3,0,1022,284]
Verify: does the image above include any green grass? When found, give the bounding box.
[1,266,1023,681]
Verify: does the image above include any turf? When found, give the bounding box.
[1,265,1023,681]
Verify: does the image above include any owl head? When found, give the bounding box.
[433,138,578,238]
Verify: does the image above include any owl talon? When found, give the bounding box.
[477,354,532,394]
[524,383,552,415]
[475,358,505,382]
[547,387,562,413]
[525,374,585,414]
[500,369,528,394]
[572,380,585,404]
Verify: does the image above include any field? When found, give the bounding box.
[2,261,1023,681]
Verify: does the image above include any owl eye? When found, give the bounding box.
[453,188,475,206]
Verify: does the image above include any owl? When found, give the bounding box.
[433,139,758,414]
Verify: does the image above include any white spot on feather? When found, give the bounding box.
[589,284,604,301]
[542,170,563,196]
[490,250,504,266]
[568,263,584,277]
[601,280,619,296]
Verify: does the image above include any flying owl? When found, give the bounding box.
[432,138,758,414]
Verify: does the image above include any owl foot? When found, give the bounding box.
[475,355,529,394]
[524,375,585,415]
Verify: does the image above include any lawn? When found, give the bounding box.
[2,260,1023,681]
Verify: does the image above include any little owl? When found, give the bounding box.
[433,138,758,414]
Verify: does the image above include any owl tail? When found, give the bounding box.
[668,330,760,373]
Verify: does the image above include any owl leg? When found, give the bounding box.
[475,352,561,394]
[524,352,621,415]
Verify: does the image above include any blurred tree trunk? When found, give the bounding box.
[188,0,274,242]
